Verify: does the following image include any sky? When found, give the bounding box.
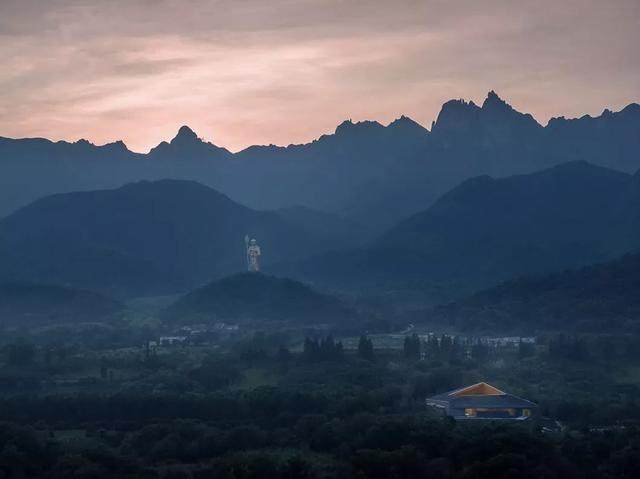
[0,0,638,153]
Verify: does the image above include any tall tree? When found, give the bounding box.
[358,336,375,361]
[403,334,421,360]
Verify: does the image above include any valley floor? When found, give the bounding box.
[1,322,640,478]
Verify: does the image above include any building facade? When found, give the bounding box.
[426,382,537,420]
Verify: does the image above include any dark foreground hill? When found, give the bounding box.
[0,283,121,327]
[376,161,638,280]
[0,180,332,297]
[430,251,640,334]
[281,161,640,295]
[163,273,356,324]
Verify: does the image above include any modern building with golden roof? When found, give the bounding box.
[426,382,537,420]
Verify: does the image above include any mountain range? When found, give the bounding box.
[0,180,359,298]
[278,161,640,297]
[2,160,640,302]
[1,92,638,230]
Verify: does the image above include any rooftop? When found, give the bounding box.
[427,382,537,410]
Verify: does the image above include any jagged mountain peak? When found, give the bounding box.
[430,98,481,133]
[172,125,199,143]
[388,115,429,131]
[547,101,640,127]
[147,124,231,159]
[386,116,431,141]
[482,90,510,110]
[110,139,128,149]
[390,114,415,124]
[334,119,384,135]
[482,90,540,126]
[436,98,481,119]
[432,90,541,135]
[440,97,480,111]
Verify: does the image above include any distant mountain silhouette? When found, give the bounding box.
[0,282,121,327]
[0,180,347,297]
[429,91,545,174]
[279,161,640,294]
[432,90,542,144]
[148,125,232,161]
[430,250,640,334]
[230,116,433,227]
[163,272,356,324]
[545,103,640,173]
[1,92,638,229]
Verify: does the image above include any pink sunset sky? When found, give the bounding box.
[1,0,639,153]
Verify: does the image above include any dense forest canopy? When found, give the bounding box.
[163,273,357,325]
[431,251,640,333]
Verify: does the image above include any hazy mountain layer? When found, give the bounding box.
[0,282,122,327]
[279,162,640,295]
[275,205,370,250]
[1,92,638,230]
[0,180,346,297]
[430,251,640,334]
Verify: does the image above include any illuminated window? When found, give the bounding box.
[523,409,531,417]
[465,408,476,417]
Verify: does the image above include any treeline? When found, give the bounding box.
[303,336,344,362]
[2,405,640,478]
[303,336,375,362]
[542,334,640,362]
[302,333,527,364]
[2,330,640,477]
[403,333,535,362]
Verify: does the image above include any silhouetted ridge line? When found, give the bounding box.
[0,91,638,228]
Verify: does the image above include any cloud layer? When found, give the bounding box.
[1,0,638,152]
